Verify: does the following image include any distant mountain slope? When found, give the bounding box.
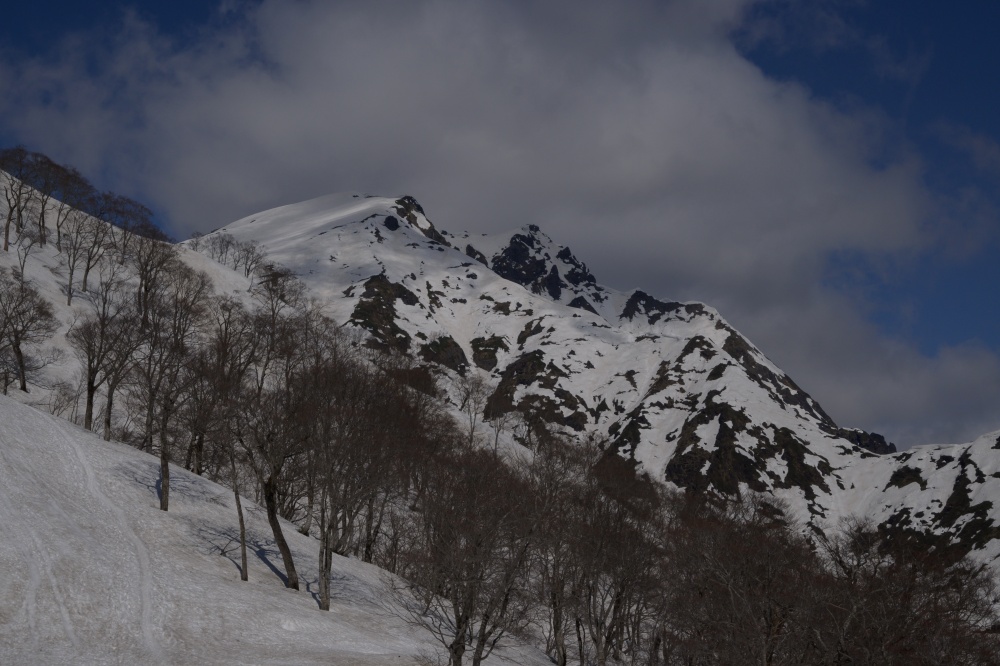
[207,197,874,512]
[3,179,998,569]
[203,193,1000,561]
[0,393,548,665]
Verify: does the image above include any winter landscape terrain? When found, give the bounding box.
[2,161,1000,664]
[206,191,1000,561]
[0,394,497,665]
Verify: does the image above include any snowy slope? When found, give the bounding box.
[4,177,1000,613]
[207,196,871,519]
[0,393,548,665]
[202,192,1000,560]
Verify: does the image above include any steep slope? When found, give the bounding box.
[204,196,880,523]
[0,393,547,665]
[201,192,1000,561]
[4,182,999,570]
[834,430,1000,561]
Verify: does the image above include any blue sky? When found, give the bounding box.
[739,2,1000,357]
[0,1,997,445]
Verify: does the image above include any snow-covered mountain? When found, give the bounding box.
[202,193,1000,562]
[2,183,998,568]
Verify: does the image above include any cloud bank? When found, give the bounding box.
[1,0,997,445]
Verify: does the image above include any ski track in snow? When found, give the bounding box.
[0,447,42,650]
[58,421,165,663]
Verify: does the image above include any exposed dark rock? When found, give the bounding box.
[393,196,451,246]
[485,351,547,417]
[492,301,511,315]
[484,351,582,431]
[935,455,955,469]
[542,265,567,300]
[348,274,419,352]
[620,290,684,325]
[885,466,927,491]
[383,215,400,231]
[424,281,444,311]
[556,246,598,287]
[491,234,548,290]
[932,451,1000,551]
[516,319,545,346]
[677,336,716,363]
[470,335,510,371]
[567,295,598,315]
[465,244,488,265]
[831,427,897,455]
[419,335,469,375]
[707,363,727,381]
[773,428,831,502]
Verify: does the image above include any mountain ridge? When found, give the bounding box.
[3,183,998,564]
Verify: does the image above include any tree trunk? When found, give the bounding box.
[550,587,568,666]
[159,425,170,512]
[576,616,587,666]
[185,432,204,475]
[229,449,248,582]
[471,617,491,666]
[12,342,26,392]
[299,479,314,536]
[263,476,299,590]
[83,378,97,431]
[142,396,156,452]
[103,382,117,441]
[448,633,466,666]
[318,491,331,611]
[194,432,204,476]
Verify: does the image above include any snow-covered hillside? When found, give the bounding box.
[202,192,1000,561]
[0,393,547,665]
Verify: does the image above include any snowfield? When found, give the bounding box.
[0,394,545,665]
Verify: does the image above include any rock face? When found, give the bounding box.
[201,192,1000,563]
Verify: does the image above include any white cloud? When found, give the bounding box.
[1,0,997,445]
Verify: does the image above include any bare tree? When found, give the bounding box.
[60,209,92,306]
[130,232,178,330]
[51,166,96,253]
[810,517,1000,666]
[13,225,41,277]
[525,437,596,666]
[225,270,310,591]
[234,239,267,277]
[127,262,211,511]
[78,215,111,294]
[1,147,37,252]
[102,192,156,264]
[457,373,491,448]
[232,366,308,591]
[402,448,537,666]
[0,268,58,393]
[21,152,68,247]
[67,264,136,431]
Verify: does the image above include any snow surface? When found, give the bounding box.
[201,192,1000,561]
[0,394,548,665]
